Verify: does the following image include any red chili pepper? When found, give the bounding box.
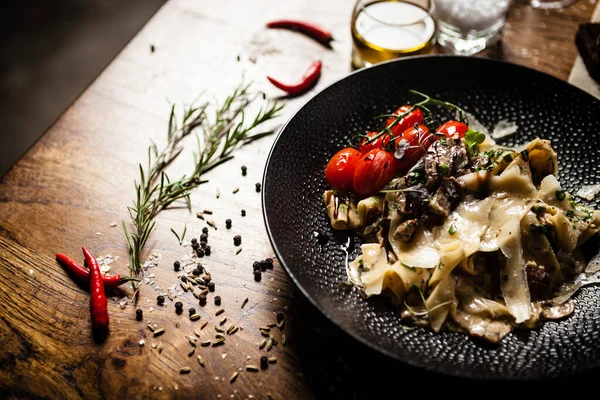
[267,60,322,96]
[266,19,333,44]
[56,253,138,288]
[82,247,109,330]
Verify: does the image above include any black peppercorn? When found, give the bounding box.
[276,312,285,322]
[201,241,207,248]
[241,165,247,176]
[204,245,211,256]
[225,219,232,229]
[181,276,188,283]
[157,295,165,306]
[191,238,198,245]
[192,242,199,250]
[265,258,274,269]
[207,281,215,292]
[188,308,196,316]
[233,235,242,246]
[135,308,143,321]
[253,270,262,281]
[200,233,208,243]
[175,301,183,314]
[174,260,181,271]
[202,227,209,234]
[252,261,260,271]
[255,182,261,192]
[260,261,268,272]
[196,248,205,258]
[241,209,246,217]
[192,268,201,276]
[199,295,207,306]
[197,265,204,274]
[214,296,221,306]
[260,356,268,370]
[203,276,211,284]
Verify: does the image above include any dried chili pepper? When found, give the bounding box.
[56,253,138,288]
[266,20,333,44]
[267,60,322,96]
[82,247,109,330]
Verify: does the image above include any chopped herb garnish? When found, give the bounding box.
[520,149,529,161]
[448,224,457,235]
[529,223,549,234]
[502,154,513,163]
[464,129,486,155]
[408,170,425,185]
[438,163,449,174]
[555,190,566,202]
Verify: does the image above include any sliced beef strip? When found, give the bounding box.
[429,177,462,218]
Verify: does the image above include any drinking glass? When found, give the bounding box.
[351,0,435,69]
[433,0,511,56]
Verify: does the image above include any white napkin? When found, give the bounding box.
[568,3,600,99]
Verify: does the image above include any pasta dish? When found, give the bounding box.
[322,92,600,343]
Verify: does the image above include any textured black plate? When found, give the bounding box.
[262,56,600,379]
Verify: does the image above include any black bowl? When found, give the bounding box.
[262,55,600,379]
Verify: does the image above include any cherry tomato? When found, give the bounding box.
[325,147,363,192]
[358,131,391,154]
[436,120,468,138]
[394,124,435,171]
[353,149,397,197]
[385,105,424,138]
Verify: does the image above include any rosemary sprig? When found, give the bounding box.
[171,224,187,245]
[123,82,283,284]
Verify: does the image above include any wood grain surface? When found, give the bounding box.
[0,0,597,398]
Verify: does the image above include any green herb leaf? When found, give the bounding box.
[555,190,566,202]
[529,223,549,234]
[464,129,486,150]
[448,224,457,235]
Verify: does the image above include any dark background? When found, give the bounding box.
[0,0,166,178]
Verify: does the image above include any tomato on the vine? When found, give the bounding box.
[353,149,397,197]
[385,105,424,138]
[394,124,435,171]
[358,131,391,154]
[436,120,468,138]
[324,147,363,192]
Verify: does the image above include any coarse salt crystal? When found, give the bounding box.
[109,222,117,227]
[95,232,102,236]
[29,269,34,275]
[139,339,145,346]
[221,353,227,359]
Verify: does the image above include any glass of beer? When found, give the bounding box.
[351,0,435,69]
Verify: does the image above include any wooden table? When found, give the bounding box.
[0,0,597,398]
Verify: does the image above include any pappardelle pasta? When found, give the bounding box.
[322,93,600,343]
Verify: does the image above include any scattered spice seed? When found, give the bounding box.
[260,330,270,338]
[157,342,164,353]
[196,212,204,220]
[232,187,239,194]
[233,235,242,246]
[200,320,208,330]
[230,326,239,335]
[207,220,217,230]
[194,328,202,337]
[214,296,222,306]
[147,323,155,332]
[226,324,235,334]
[241,165,247,176]
[246,365,259,372]
[180,367,191,374]
[277,320,285,330]
[268,357,277,364]
[181,276,188,283]
[197,355,205,367]
[207,282,215,292]
[153,328,165,337]
[216,188,221,198]
[157,295,165,306]
[255,183,261,192]
[201,340,211,347]
[225,219,232,229]
[190,314,201,321]
[276,312,285,323]
[215,333,225,339]
[253,270,262,281]
[203,210,213,215]
[282,334,287,346]
[236,248,242,255]
[189,338,197,347]
[213,338,225,347]
[219,317,228,325]
[241,297,249,309]
[189,308,196,316]
[174,261,181,271]
[267,323,277,328]
[175,302,183,314]
[241,209,246,217]
[260,326,271,332]
[266,339,274,351]
[230,372,239,383]
[215,308,225,316]
[167,292,173,301]
[192,268,201,276]
[259,339,267,349]
[260,356,269,370]
[136,309,143,321]
[188,348,195,357]
[215,326,225,333]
